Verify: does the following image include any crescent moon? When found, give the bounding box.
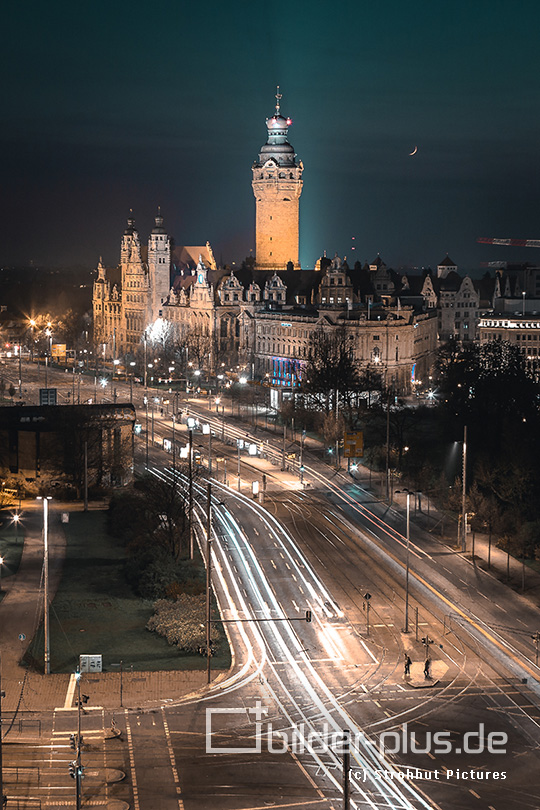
[409,146,418,156]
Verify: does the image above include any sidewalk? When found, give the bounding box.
[0,501,222,714]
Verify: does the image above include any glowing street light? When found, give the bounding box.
[12,512,20,543]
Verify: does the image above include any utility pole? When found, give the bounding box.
[532,632,540,667]
[206,482,212,684]
[39,496,52,675]
[363,592,371,637]
[385,385,391,501]
[237,443,241,491]
[83,441,88,512]
[208,430,212,475]
[73,668,83,809]
[0,652,5,810]
[18,345,22,397]
[281,422,286,471]
[189,430,194,559]
[172,415,176,479]
[342,728,350,810]
[461,425,467,553]
[395,489,415,633]
[143,331,148,392]
[299,429,305,487]
[145,399,149,469]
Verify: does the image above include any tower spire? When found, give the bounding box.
[275,85,282,115]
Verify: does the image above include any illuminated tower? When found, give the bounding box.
[252,88,303,270]
[147,209,171,319]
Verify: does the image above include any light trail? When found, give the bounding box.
[154,465,435,810]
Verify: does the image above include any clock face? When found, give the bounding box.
[198,274,204,284]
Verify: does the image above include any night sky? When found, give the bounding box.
[2,0,540,272]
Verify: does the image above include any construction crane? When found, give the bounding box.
[478,237,540,249]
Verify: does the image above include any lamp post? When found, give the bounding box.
[0,556,3,593]
[396,489,412,633]
[37,496,52,674]
[13,512,20,543]
[237,443,241,491]
[143,331,148,392]
[188,429,194,559]
[129,361,136,402]
[206,482,212,684]
[461,425,467,553]
[74,668,83,809]
[29,319,36,363]
[145,398,149,469]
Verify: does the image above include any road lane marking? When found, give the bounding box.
[63,674,76,709]
[124,710,140,810]
[469,790,481,799]
[161,708,184,808]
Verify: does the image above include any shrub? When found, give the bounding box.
[147,595,220,654]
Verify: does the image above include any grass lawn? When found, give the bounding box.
[0,512,25,602]
[26,510,230,673]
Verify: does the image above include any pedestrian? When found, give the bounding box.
[424,658,431,679]
[404,655,412,676]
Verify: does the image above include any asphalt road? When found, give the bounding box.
[3,360,540,810]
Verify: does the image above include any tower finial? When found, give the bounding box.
[275,85,282,114]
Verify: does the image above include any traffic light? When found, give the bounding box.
[69,762,84,780]
[305,610,312,623]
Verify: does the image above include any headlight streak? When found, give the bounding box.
[148,467,267,700]
[204,475,434,810]
[183,407,429,561]
[153,465,434,809]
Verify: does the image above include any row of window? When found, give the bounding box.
[321,296,350,304]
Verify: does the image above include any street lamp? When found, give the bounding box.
[0,556,3,592]
[396,489,413,634]
[37,495,52,674]
[45,328,52,388]
[12,512,20,543]
[29,319,36,363]
[461,425,467,553]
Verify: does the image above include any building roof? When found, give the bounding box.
[438,254,457,267]
[172,244,216,270]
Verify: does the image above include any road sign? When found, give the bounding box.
[18,633,26,641]
[343,431,364,458]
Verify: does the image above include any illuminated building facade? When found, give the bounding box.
[92,212,216,358]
